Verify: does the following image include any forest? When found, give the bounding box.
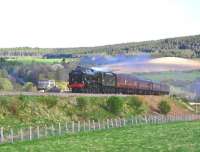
[0,35,200,58]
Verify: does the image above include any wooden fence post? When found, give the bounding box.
[78,121,80,132]
[45,125,47,137]
[111,119,113,128]
[0,127,4,143]
[92,120,95,131]
[83,121,86,132]
[58,123,61,135]
[37,126,40,139]
[107,119,109,129]
[10,128,13,143]
[20,128,23,141]
[103,120,105,129]
[123,118,126,126]
[72,121,74,133]
[98,120,101,129]
[88,120,91,131]
[29,126,32,140]
[115,119,118,127]
[65,122,68,132]
[51,124,54,135]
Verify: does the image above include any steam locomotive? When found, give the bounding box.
[68,66,170,95]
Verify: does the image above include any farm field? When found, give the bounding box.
[1,121,200,152]
[135,70,200,82]
[6,57,79,64]
[105,57,200,74]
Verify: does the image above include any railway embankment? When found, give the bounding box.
[0,95,193,128]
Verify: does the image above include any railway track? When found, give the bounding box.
[0,91,133,97]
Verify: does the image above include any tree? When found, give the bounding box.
[158,100,171,115]
[107,96,124,115]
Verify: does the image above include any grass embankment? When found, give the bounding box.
[0,95,192,128]
[1,121,200,152]
[6,57,79,64]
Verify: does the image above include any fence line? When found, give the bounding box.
[0,114,200,144]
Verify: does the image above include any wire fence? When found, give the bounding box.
[0,114,200,144]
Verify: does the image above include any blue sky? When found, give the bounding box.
[0,0,199,48]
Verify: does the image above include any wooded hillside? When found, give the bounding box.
[0,35,200,58]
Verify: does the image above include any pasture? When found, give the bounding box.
[1,121,200,152]
[136,70,200,82]
[6,57,79,64]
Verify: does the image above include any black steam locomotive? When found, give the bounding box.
[68,66,170,95]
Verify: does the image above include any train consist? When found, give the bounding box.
[68,66,170,95]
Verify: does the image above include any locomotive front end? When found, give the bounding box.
[68,66,86,92]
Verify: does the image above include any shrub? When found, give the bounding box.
[22,82,37,92]
[0,78,13,91]
[107,96,123,115]
[128,96,142,109]
[158,100,171,115]
[76,97,89,111]
[39,96,58,108]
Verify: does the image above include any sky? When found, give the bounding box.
[0,0,199,48]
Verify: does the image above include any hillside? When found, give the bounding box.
[0,95,192,128]
[104,57,200,73]
[0,34,200,57]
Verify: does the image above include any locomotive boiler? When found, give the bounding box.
[68,66,169,95]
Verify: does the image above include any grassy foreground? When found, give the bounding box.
[1,121,200,152]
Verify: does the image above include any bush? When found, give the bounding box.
[76,97,89,111]
[22,82,37,92]
[158,100,171,115]
[39,96,58,108]
[0,78,13,91]
[107,96,123,115]
[128,96,143,114]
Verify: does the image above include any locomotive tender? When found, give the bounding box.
[68,66,170,95]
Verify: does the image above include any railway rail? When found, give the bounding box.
[0,91,134,97]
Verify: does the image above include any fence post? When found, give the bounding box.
[20,128,23,141]
[29,126,32,140]
[72,121,74,133]
[51,124,54,135]
[98,120,101,129]
[103,120,105,129]
[45,125,47,137]
[83,121,86,132]
[0,127,4,143]
[92,120,95,131]
[58,123,61,135]
[78,121,80,132]
[65,122,68,133]
[111,119,114,128]
[37,126,40,139]
[115,119,118,127]
[88,120,91,131]
[10,128,13,143]
[135,117,138,125]
[107,119,109,129]
[123,118,126,126]
[145,115,148,124]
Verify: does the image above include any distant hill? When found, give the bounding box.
[102,57,200,73]
[0,34,200,57]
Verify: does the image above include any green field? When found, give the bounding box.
[0,121,200,152]
[136,70,200,82]
[6,57,79,64]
